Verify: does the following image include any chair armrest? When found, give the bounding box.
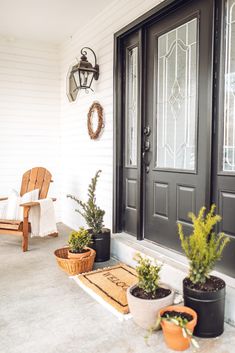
[20,198,56,207]
[0,197,8,201]
[20,201,39,207]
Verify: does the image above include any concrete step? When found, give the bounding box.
[111,232,235,327]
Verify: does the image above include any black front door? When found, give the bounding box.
[144,0,214,251]
[115,0,235,277]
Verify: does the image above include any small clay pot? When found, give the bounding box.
[127,283,174,329]
[159,305,197,351]
[67,248,91,260]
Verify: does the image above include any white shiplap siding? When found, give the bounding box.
[60,0,163,230]
[0,38,61,218]
[0,0,164,225]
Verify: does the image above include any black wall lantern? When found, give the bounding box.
[67,47,99,102]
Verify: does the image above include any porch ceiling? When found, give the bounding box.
[0,0,116,44]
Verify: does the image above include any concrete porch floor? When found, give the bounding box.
[0,223,234,353]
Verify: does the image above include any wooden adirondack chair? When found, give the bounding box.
[0,167,58,252]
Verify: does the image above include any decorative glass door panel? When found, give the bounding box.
[144,0,213,253]
[156,18,198,170]
[125,46,138,167]
[122,32,140,237]
[223,0,235,172]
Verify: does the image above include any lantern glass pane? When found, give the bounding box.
[79,70,92,88]
[73,71,80,87]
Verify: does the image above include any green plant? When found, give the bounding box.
[68,227,92,253]
[67,170,105,234]
[155,314,199,349]
[178,204,230,285]
[134,253,162,297]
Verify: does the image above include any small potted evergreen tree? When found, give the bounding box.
[127,253,174,329]
[67,227,92,259]
[67,170,110,262]
[178,205,230,337]
[54,227,95,275]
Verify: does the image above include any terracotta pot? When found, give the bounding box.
[127,283,174,329]
[67,247,91,260]
[159,305,197,351]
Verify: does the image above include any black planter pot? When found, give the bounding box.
[183,276,226,338]
[89,228,110,262]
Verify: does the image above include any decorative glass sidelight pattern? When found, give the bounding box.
[223,0,235,172]
[125,47,138,167]
[156,18,198,170]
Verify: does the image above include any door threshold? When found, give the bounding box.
[111,232,235,327]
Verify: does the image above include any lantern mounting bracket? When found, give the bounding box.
[80,47,99,81]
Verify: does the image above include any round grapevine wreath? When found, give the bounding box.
[87,102,104,140]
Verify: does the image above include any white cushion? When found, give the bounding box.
[21,189,39,204]
[19,189,39,220]
[5,188,40,221]
[0,200,7,219]
[5,189,21,220]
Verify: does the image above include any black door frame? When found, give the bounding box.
[113,0,193,238]
[113,0,219,239]
[211,0,235,276]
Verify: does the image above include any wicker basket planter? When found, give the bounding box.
[54,247,96,276]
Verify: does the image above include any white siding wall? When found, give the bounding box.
[0,38,61,218]
[60,0,163,230]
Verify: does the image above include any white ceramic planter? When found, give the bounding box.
[127,283,174,329]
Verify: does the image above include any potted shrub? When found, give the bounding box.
[67,227,92,259]
[158,305,198,351]
[178,204,230,337]
[127,253,174,329]
[67,170,110,262]
[54,227,95,275]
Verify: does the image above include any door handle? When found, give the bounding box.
[144,126,151,136]
[142,151,150,173]
[142,151,147,161]
[144,140,150,151]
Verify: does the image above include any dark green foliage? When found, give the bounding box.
[67,170,105,235]
[178,205,230,285]
[68,227,92,253]
[162,314,190,326]
[134,253,162,298]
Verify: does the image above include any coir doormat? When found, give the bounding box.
[73,264,138,320]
